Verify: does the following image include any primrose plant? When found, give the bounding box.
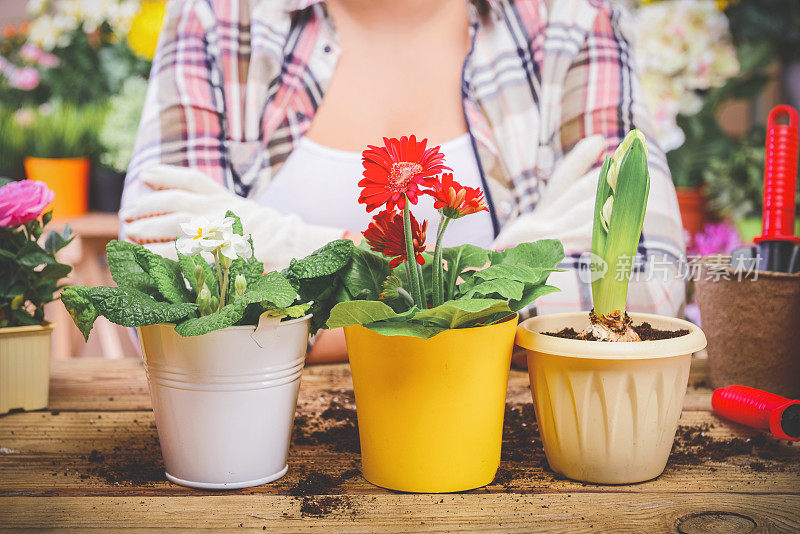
[62,211,354,338]
[324,135,565,338]
[584,130,650,342]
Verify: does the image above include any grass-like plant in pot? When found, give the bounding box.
[515,131,708,484]
[62,211,354,489]
[0,178,72,414]
[320,136,564,493]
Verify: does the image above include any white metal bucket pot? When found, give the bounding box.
[137,316,310,490]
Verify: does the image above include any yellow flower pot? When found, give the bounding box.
[0,323,53,415]
[516,312,706,484]
[344,315,517,493]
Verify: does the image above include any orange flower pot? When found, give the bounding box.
[24,157,90,218]
[675,186,708,240]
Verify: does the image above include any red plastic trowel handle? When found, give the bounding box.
[754,105,800,244]
[712,386,800,441]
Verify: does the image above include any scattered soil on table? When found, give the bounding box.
[292,397,360,453]
[669,423,794,470]
[544,323,689,341]
[299,496,353,517]
[501,404,543,463]
[61,420,164,486]
[289,469,360,496]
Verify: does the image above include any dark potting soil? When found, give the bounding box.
[289,469,361,496]
[292,399,361,453]
[544,322,689,341]
[299,495,353,517]
[668,423,795,469]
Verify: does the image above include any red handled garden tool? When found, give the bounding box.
[731,105,800,273]
[712,385,800,441]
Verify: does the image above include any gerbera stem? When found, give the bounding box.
[402,200,424,308]
[432,215,451,307]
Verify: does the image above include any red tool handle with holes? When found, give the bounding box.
[712,386,800,441]
[754,105,800,244]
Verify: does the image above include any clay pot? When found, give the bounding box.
[675,186,708,240]
[695,257,800,398]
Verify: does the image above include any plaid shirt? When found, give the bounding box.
[126,0,685,316]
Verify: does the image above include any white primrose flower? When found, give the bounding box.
[217,231,253,261]
[175,216,235,255]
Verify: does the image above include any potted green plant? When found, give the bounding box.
[315,136,563,493]
[93,77,148,212]
[516,131,707,484]
[61,211,354,489]
[0,178,72,414]
[22,101,104,218]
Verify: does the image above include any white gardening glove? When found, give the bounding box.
[492,135,605,252]
[120,165,344,270]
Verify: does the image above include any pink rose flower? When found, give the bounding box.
[11,66,40,90]
[0,180,55,227]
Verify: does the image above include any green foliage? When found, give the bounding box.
[25,100,106,159]
[324,239,563,339]
[704,128,800,220]
[0,210,73,327]
[0,108,29,179]
[62,220,356,339]
[98,77,148,172]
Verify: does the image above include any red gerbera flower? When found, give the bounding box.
[362,209,427,268]
[427,173,488,219]
[358,135,450,212]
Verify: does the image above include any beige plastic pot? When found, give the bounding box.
[516,312,706,484]
[0,323,53,415]
[138,316,310,489]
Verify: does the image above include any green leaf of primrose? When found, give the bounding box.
[106,240,161,297]
[131,245,193,304]
[62,286,198,340]
[175,278,296,336]
[284,239,356,282]
[225,210,244,235]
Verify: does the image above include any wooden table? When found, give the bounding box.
[1,358,798,532]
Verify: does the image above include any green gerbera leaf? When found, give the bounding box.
[326,300,401,329]
[412,299,512,329]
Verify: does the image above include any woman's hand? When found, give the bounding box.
[120,165,250,259]
[120,164,344,270]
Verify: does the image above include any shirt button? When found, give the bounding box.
[323,45,332,53]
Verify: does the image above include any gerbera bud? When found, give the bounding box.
[194,265,205,290]
[235,274,247,297]
[428,173,488,219]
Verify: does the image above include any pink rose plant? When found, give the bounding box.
[0,180,54,227]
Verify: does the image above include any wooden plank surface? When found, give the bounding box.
[1,358,798,532]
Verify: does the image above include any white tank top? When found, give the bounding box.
[257,134,495,248]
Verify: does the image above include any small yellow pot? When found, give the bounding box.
[516,312,706,484]
[0,323,53,415]
[344,315,518,493]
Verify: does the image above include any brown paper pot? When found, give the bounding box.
[695,256,800,399]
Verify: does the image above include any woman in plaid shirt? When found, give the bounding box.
[121,0,685,362]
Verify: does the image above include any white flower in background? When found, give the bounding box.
[176,216,235,255]
[634,0,739,151]
[25,0,141,50]
[27,0,49,17]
